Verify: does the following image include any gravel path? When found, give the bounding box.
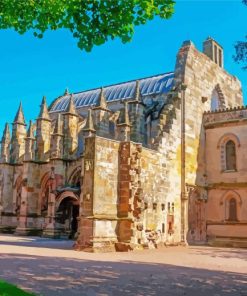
[0,235,246,296]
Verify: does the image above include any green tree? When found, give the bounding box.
[234,0,247,69]
[0,0,175,52]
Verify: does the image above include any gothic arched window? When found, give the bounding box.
[211,90,220,111]
[228,198,237,221]
[225,140,236,171]
[41,180,49,215]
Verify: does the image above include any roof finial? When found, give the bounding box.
[14,101,25,125]
[38,96,50,120]
[64,88,69,96]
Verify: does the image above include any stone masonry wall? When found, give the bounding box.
[174,41,243,187]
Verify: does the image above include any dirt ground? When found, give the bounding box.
[0,235,246,296]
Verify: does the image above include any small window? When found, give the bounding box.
[228,198,237,221]
[225,140,236,171]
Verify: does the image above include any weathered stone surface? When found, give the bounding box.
[0,37,246,250]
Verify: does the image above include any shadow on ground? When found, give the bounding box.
[189,246,247,261]
[0,235,74,250]
[0,253,247,296]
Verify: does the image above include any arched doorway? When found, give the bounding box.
[55,193,79,239]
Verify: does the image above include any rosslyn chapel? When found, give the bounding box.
[0,37,246,252]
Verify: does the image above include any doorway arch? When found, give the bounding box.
[56,191,79,238]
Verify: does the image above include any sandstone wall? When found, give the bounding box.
[140,147,181,243]
[174,41,243,186]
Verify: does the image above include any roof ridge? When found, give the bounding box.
[72,71,174,95]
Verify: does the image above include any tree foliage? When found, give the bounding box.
[234,0,247,69]
[0,0,175,51]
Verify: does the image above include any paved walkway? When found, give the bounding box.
[0,235,246,296]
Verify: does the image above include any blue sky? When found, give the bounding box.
[0,0,246,135]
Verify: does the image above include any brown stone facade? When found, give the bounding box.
[0,37,245,250]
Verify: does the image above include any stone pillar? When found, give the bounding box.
[15,178,28,235]
[43,168,59,238]
[75,136,95,251]
[115,142,143,251]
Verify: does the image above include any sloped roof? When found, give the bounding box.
[49,72,174,113]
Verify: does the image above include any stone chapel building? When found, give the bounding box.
[0,37,246,251]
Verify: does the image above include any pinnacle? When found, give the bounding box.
[66,94,77,115]
[14,102,25,125]
[134,80,140,100]
[134,80,142,103]
[27,120,34,138]
[2,123,10,142]
[83,108,95,132]
[94,87,108,110]
[118,101,130,126]
[38,96,50,120]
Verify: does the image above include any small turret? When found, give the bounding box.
[63,94,78,159]
[10,102,27,163]
[0,123,11,163]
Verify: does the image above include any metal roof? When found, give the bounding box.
[49,72,174,113]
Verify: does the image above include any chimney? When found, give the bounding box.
[203,37,223,68]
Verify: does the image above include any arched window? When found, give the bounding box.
[225,140,236,171]
[211,90,220,111]
[68,167,82,188]
[41,180,50,215]
[228,198,237,221]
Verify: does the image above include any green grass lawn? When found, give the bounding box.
[0,280,36,296]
